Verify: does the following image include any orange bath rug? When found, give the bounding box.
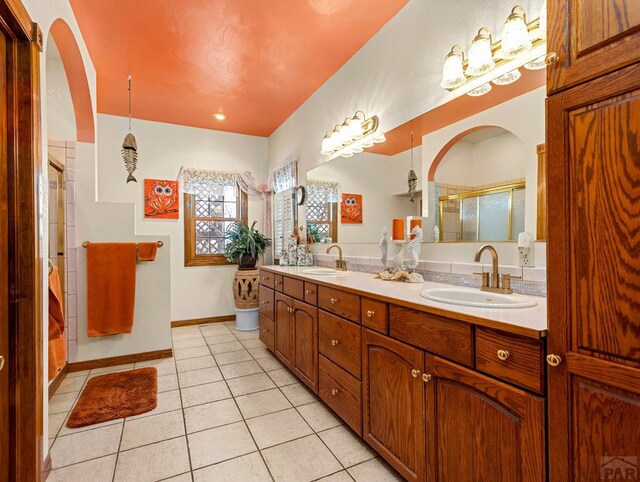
[66,367,158,428]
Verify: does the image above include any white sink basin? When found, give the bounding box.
[420,288,537,309]
[301,267,350,276]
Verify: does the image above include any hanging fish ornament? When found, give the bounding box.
[407,130,417,202]
[122,133,138,183]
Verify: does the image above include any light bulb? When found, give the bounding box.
[321,136,334,155]
[492,68,521,85]
[373,134,386,144]
[441,46,466,89]
[346,115,364,139]
[340,150,354,158]
[351,145,364,154]
[465,28,495,76]
[524,55,546,70]
[501,6,532,58]
[361,140,375,148]
[467,83,492,97]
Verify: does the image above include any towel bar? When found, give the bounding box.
[82,240,164,248]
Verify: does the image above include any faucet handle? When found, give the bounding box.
[473,272,490,288]
[500,273,520,292]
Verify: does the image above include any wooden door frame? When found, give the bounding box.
[0,0,44,480]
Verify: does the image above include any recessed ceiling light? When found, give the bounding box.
[213,112,227,121]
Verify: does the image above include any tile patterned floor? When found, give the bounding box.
[47,321,403,481]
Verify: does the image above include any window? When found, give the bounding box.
[184,182,247,266]
[307,180,339,243]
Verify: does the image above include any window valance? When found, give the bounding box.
[307,179,340,203]
[180,167,268,196]
[269,155,297,193]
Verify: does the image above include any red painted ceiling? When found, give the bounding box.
[70,0,408,137]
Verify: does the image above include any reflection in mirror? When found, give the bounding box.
[273,187,296,259]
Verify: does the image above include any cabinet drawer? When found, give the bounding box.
[319,355,362,435]
[318,286,360,323]
[319,310,361,379]
[274,274,284,292]
[259,270,274,289]
[389,305,473,367]
[259,286,275,321]
[259,315,275,352]
[304,282,318,305]
[361,297,388,334]
[476,327,544,394]
[283,276,304,301]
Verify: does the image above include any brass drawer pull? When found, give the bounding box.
[261,300,268,305]
[411,369,421,378]
[0,355,4,372]
[275,280,281,285]
[422,373,432,383]
[262,328,269,334]
[546,354,562,367]
[331,388,339,396]
[367,310,375,318]
[331,339,340,346]
[305,289,312,295]
[263,276,270,281]
[496,350,510,361]
[330,297,338,304]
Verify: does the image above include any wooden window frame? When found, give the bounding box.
[307,201,338,243]
[183,187,248,267]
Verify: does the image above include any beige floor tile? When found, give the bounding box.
[158,373,179,393]
[209,341,244,354]
[347,458,403,481]
[248,347,272,360]
[174,346,211,360]
[215,349,253,366]
[89,363,134,375]
[297,401,342,432]
[236,388,292,419]
[173,336,207,349]
[261,434,342,482]
[181,380,232,408]
[114,437,191,482]
[120,410,185,450]
[184,398,242,433]
[205,333,237,345]
[176,355,216,373]
[162,474,192,482]
[220,360,263,379]
[257,356,283,372]
[48,412,66,439]
[49,392,79,414]
[280,383,318,407]
[318,426,376,467]
[58,414,123,437]
[47,454,116,482]
[267,368,298,387]
[226,373,276,397]
[54,376,85,395]
[240,338,267,349]
[151,362,177,376]
[317,471,354,482]
[247,408,313,449]
[178,366,223,388]
[172,330,204,341]
[199,325,232,337]
[233,329,259,340]
[64,369,90,378]
[172,325,201,334]
[128,390,182,420]
[188,421,257,469]
[135,357,175,368]
[50,423,121,468]
[193,452,271,482]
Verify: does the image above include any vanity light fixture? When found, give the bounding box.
[501,6,532,58]
[441,46,466,89]
[320,112,384,159]
[467,83,492,97]
[492,68,521,85]
[465,28,495,76]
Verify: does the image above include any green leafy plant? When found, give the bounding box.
[306,223,321,243]
[224,221,272,265]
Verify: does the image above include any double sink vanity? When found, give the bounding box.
[258,263,547,482]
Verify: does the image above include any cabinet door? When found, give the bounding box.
[547,0,640,93]
[547,63,640,481]
[425,355,545,482]
[274,292,293,368]
[292,299,318,393]
[362,328,425,481]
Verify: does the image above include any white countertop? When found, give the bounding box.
[262,266,547,336]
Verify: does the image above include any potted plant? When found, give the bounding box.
[224,221,272,270]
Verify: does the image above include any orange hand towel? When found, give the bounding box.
[48,266,65,340]
[87,243,137,337]
[48,334,66,381]
[137,242,158,261]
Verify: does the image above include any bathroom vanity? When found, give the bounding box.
[259,266,547,482]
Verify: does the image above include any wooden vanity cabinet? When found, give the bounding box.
[291,299,318,392]
[274,292,294,368]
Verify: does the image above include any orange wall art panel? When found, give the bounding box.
[144,179,179,219]
[341,193,363,224]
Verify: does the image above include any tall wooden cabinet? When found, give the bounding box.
[546,2,640,480]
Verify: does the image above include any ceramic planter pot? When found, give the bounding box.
[238,253,257,270]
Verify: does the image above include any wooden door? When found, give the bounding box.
[274,292,293,368]
[362,328,425,481]
[547,0,640,93]
[0,28,8,482]
[292,299,318,392]
[547,63,640,481]
[425,355,545,482]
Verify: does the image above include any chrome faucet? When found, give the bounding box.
[473,244,520,294]
[326,243,348,271]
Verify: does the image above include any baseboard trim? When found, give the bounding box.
[42,454,52,480]
[67,348,173,373]
[48,362,69,399]
[171,315,235,328]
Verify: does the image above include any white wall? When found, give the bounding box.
[46,38,76,142]
[96,114,269,321]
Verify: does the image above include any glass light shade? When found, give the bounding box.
[336,123,352,143]
[492,68,521,85]
[361,140,375,148]
[321,136,334,155]
[524,55,547,70]
[340,150,354,158]
[465,30,495,76]
[441,48,466,89]
[373,134,386,144]
[346,116,364,138]
[501,8,532,58]
[467,83,492,97]
[351,145,364,154]
[330,128,342,147]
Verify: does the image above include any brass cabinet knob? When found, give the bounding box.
[262,328,269,334]
[367,310,375,318]
[331,388,339,396]
[422,373,432,383]
[261,300,268,305]
[305,289,312,295]
[0,355,4,372]
[545,52,559,65]
[275,280,281,285]
[330,297,337,304]
[411,369,421,378]
[263,276,270,281]
[331,339,340,346]
[546,354,562,367]
[497,350,510,361]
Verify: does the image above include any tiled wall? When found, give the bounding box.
[313,253,547,297]
[48,140,78,363]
